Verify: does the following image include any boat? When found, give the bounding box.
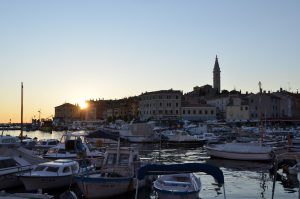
[118,122,160,143]
[136,163,225,199]
[153,173,201,199]
[0,135,21,146]
[0,156,32,189]
[19,159,87,191]
[43,132,104,167]
[75,146,153,198]
[34,139,59,150]
[288,162,300,175]
[0,190,54,199]
[161,129,205,145]
[205,142,274,161]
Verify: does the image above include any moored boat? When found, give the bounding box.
[153,173,201,199]
[19,159,83,191]
[205,142,274,161]
[75,146,152,198]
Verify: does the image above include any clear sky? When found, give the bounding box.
[0,0,299,123]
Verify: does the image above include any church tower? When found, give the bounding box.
[213,55,221,93]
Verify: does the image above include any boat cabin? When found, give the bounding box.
[31,159,79,176]
[0,136,20,146]
[35,139,59,149]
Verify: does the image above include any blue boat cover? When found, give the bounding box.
[137,163,224,185]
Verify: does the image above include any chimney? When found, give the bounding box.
[280,87,283,92]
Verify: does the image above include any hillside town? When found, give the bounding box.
[54,56,300,127]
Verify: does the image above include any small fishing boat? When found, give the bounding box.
[75,146,152,198]
[19,159,83,191]
[205,142,274,161]
[0,156,31,189]
[161,130,205,145]
[153,173,201,199]
[43,132,104,167]
[136,163,225,199]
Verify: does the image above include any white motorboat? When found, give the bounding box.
[161,130,205,145]
[0,135,21,146]
[0,156,31,189]
[154,173,201,199]
[34,139,59,150]
[118,122,160,143]
[205,142,274,161]
[19,159,85,191]
[43,132,104,166]
[136,163,225,199]
[75,146,152,198]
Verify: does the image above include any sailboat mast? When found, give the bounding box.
[21,82,23,143]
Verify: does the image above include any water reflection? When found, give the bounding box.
[2,131,299,199]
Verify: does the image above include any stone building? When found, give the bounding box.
[226,96,250,122]
[139,89,182,121]
[181,102,216,121]
[54,103,80,122]
[248,92,281,120]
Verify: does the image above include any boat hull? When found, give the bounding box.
[20,175,74,191]
[0,173,22,189]
[205,147,272,161]
[155,190,199,199]
[75,176,135,199]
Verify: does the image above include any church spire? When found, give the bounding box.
[213,55,220,72]
[213,55,221,93]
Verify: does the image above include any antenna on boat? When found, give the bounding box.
[20,82,23,143]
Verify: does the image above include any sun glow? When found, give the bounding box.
[79,101,88,109]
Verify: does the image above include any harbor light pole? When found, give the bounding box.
[21,82,23,143]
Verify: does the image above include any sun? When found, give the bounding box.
[79,101,88,109]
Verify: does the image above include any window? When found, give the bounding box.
[205,110,208,114]
[199,110,202,114]
[240,107,243,111]
[188,110,190,115]
[193,110,196,114]
[46,166,59,173]
[106,154,117,166]
[183,110,185,114]
[63,167,70,173]
[119,154,129,166]
[211,110,214,114]
[0,159,17,169]
[245,107,248,110]
[34,166,46,171]
[176,103,178,107]
[176,110,178,114]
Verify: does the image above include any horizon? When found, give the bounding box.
[1,0,299,123]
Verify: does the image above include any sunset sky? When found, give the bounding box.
[0,0,299,123]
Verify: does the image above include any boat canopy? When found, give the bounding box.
[137,163,224,185]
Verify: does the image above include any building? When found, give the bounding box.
[226,96,250,122]
[139,89,182,121]
[248,92,281,120]
[181,103,216,121]
[213,55,221,93]
[54,103,80,122]
[206,95,230,119]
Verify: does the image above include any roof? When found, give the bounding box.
[140,89,182,96]
[55,103,77,108]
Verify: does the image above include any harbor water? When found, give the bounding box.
[3,130,299,199]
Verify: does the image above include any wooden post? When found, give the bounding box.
[21,82,23,143]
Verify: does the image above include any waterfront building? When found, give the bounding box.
[54,103,80,122]
[181,102,216,121]
[139,89,182,121]
[248,92,281,120]
[206,95,230,119]
[226,96,250,122]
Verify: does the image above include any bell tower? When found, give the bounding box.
[213,55,221,93]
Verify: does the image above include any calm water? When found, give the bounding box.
[4,130,300,199]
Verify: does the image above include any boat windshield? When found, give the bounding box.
[34,165,46,171]
[0,159,18,169]
[46,166,59,173]
[119,154,129,166]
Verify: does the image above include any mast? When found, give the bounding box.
[21,82,23,143]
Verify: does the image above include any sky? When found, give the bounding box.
[0,0,299,123]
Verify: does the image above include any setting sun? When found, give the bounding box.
[79,101,88,109]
